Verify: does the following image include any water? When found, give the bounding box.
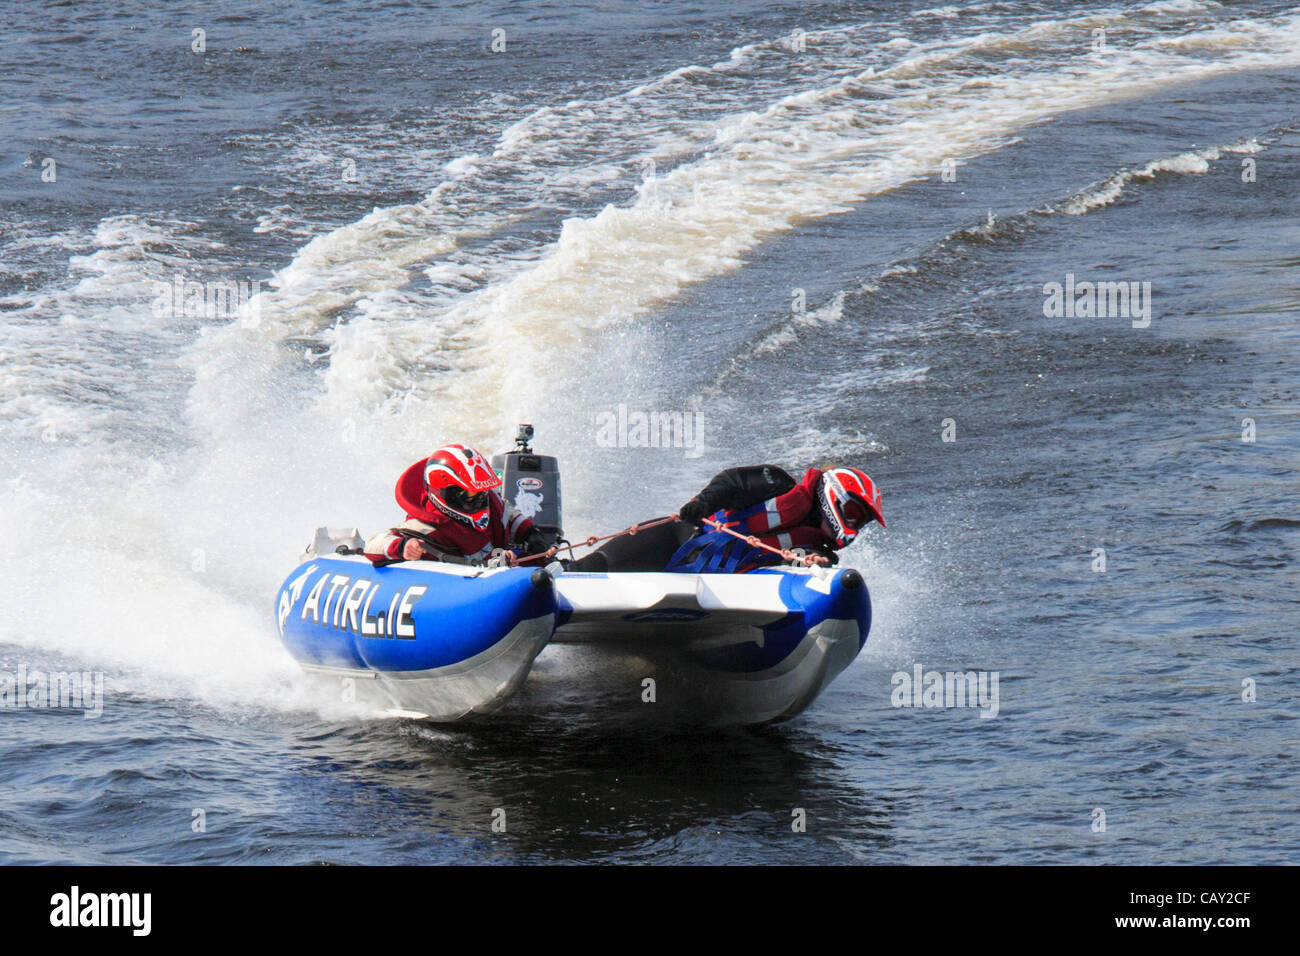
[1,0,1297,864]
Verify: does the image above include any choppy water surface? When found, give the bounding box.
[1,0,1297,864]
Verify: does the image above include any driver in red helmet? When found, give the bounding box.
[363,444,548,567]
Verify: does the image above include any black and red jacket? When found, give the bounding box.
[667,465,835,572]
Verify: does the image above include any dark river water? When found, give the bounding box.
[1,0,1297,863]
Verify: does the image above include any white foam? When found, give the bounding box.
[885,268,920,287]
[1140,0,1217,14]
[752,293,847,357]
[913,6,963,19]
[1059,139,1253,215]
[1222,137,1265,154]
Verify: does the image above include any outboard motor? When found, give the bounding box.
[492,424,563,547]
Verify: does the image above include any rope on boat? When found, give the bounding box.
[514,514,829,568]
[512,515,681,566]
[699,516,830,568]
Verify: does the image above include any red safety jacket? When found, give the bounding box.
[667,466,835,573]
[364,457,533,564]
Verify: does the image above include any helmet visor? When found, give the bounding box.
[444,486,489,513]
[840,496,870,530]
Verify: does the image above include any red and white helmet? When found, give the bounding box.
[817,467,886,548]
[423,444,501,530]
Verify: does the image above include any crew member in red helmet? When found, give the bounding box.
[567,463,885,573]
[364,444,548,566]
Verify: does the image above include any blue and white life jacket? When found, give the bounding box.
[664,495,830,573]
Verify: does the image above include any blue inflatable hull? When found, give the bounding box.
[275,555,871,724]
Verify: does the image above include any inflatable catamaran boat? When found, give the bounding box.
[274,428,872,726]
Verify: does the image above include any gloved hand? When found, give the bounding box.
[522,529,550,556]
[678,499,708,527]
[485,548,518,569]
